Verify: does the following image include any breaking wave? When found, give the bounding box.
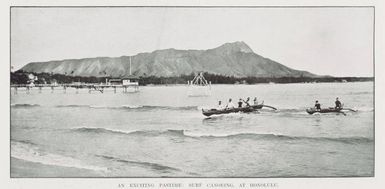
[56,105,90,108]
[11,140,107,172]
[71,127,184,137]
[56,104,198,111]
[70,127,373,144]
[11,103,40,108]
[95,155,182,173]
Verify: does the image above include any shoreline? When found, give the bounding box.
[9,80,374,88]
[11,157,103,178]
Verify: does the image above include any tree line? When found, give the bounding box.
[10,70,373,85]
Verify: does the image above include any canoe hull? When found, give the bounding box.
[202,104,263,117]
[306,108,343,115]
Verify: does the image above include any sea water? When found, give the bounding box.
[10,82,374,177]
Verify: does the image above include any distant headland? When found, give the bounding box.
[12,41,373,85]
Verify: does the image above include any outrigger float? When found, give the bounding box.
[202,103,277,117]
[306,107,357,115]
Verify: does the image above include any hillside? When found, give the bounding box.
[20,41,317,78]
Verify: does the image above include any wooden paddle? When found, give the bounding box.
[262,105,277,110]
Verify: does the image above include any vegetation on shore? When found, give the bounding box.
[11,70,373,85]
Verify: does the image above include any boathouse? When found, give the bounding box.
[108,56,139,86]
[122,76,139,86]
[108,76,139,86]
[108,78,123,85]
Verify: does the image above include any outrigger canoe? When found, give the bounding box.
[306,107,357,115]
[202,104,277,117]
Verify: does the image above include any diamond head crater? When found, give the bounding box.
[11,41,372,84]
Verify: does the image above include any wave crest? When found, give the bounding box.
[70,127,373,144]
[11,140,107,172]
[96,155,181,173]
[56,104,198,111]
[11,103,40,108]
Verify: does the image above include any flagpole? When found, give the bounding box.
[129,56,132,75]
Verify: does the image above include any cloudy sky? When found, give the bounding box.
[11,7,373,77]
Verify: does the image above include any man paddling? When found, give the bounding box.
[253,97,258,105]
[217,100,224,110]
[238,99,243,108]
[335,97,342,109]
[242,97,251,107]
[226,98,235,109]
[314,100,321,111]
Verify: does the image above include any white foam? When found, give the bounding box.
[354,107,373,112]
[11,141,107,172]
[89,105,108,109]
[197,106,210,110]
[71,126,138,135]
[11,103,39,107]
[121,105,143,109]
[183,130,278,138]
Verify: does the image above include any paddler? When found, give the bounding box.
[217,100,224,110]
[253,97,258,105]
[238,99,243,108]
[226,98,235,109]
[314,100,321,111]
[243,97,251,107]
[335,97,342,109]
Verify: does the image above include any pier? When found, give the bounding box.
[11,56,140,94]
[11,83,139,94]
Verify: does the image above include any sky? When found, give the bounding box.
[11,7,374,77]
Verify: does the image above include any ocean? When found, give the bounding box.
[10,82,374,177]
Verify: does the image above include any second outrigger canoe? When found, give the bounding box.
[202,104,277,117]
[306,107,357,115]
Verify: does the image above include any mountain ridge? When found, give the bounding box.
[20,41,318,78]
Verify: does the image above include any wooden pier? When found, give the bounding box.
[10,83,139,94]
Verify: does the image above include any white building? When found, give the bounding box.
[108,76,139,86]
[122,76,139,86]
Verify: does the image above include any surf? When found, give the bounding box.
[70,127,373,145]
[11,140,107,172]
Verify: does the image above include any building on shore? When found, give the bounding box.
[106,56,139,91]
[108,76,139,86]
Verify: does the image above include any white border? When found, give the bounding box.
[1,1,384,188]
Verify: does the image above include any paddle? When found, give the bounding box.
[262,105,277,110]
[342,108,357,112]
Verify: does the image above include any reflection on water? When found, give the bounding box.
[312,115,322,127]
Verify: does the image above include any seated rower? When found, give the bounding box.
[314,100,321,111]
[335,97,342,109]
[216,100,224,110]
[253,97,258,105]
[243,97,251,107]
[226,98,235,109]
[238,98,243,108]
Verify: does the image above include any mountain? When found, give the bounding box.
[20,41,317,78]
